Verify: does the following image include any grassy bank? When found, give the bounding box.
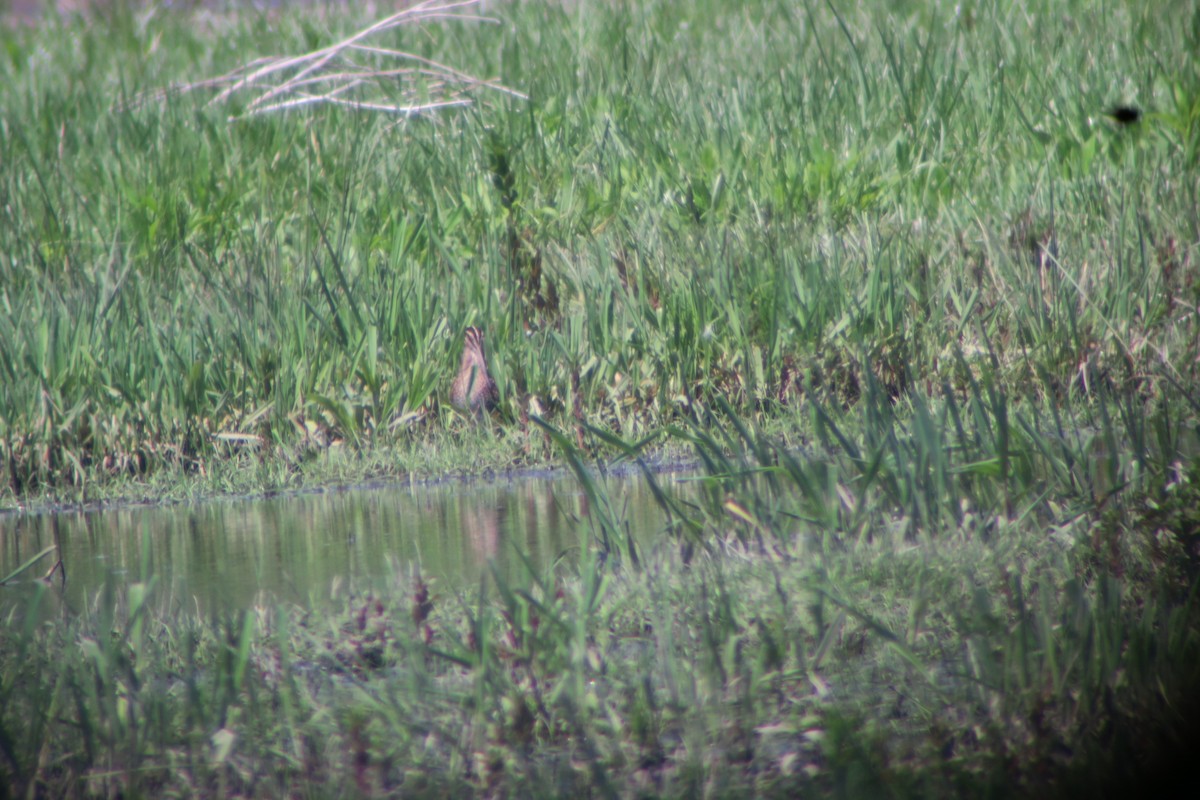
[1,0,1197,506]
[3,400,1200,797]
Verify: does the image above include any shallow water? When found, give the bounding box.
[0,469,694,615]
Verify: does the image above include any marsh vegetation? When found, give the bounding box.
[2,0,1199,796]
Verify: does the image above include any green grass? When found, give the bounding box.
[2,0,1200,795]
[2,405,1199,797]
[1,0,1197,505]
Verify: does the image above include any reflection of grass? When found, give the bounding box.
[1,1,1197,507]
[3,400,1199,796]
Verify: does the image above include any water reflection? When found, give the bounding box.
[0,471,689,614]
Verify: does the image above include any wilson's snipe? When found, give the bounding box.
[450,326,499,415]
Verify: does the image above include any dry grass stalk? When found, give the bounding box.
[136,0,525,119]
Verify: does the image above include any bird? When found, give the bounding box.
[1104,105,1142,125]
[450,326,499,415]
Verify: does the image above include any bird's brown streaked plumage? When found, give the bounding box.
[450,326,499,415]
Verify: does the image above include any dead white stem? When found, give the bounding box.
[238,96,474,118]
[210,1,488,105]
[141,0,522,120]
